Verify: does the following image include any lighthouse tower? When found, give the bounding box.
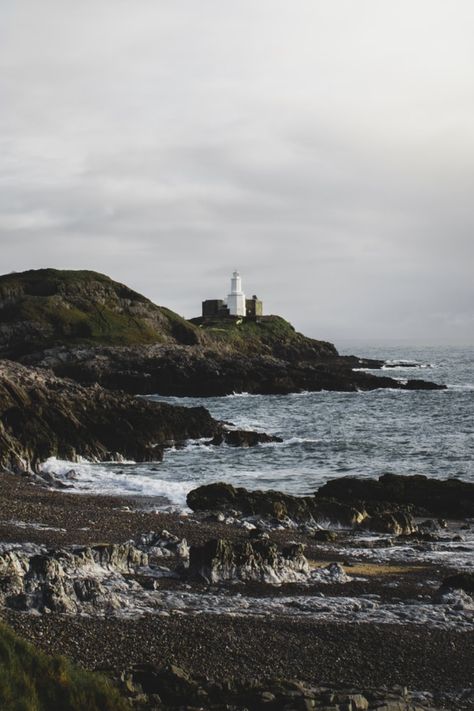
[227,270,246,316]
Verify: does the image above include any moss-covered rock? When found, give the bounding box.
[0,268,201,357]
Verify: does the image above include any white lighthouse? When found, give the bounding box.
[226,270,246,316]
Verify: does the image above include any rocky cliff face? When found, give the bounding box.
[0,360,219,473]
[20,342,444,396]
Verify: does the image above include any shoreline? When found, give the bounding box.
[0,469,473,709]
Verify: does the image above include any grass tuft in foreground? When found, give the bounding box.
[0,622,128,711]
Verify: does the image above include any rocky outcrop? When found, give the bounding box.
[316,473,474,518]
[134,530,190,562]
[188,538,310,584]
[360,510,418,536]
[0,360,222,473]
[118,664,446,710]
[439,573,474,595]
[21,342,446,397]
[0,542,148,613]
[187,482,366,527]
[0,269,445,396]
[208,430,283,447]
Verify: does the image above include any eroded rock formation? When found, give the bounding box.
[188,538,310,584]
[0,360,219,472]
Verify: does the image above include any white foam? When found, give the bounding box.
[40,458,192,507]
[153,589,474,630]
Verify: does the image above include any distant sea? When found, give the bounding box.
[42,344,474,509]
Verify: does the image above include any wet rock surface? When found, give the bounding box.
[21,341,446,397]
[208,429,283,447]
[0,360,220,472]
[0,361,282,475]
[188,477,474,530]
[0,541,149,613]
[359,510,418,536]
[0,472,473,708]
[187,482,366,527]
[317,473,474,518]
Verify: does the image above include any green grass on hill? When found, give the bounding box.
[202,314,295,344]
[0,268,200,354]
[195,315,337,357]
[0,622,128,711]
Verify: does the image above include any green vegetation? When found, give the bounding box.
[0,621,128,711]
[0,268,200,355]
[195,314,337,358]
[0,268,336,359]
[202,315,294,346]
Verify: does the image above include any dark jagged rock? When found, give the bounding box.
[440,573,474,594]
[118,665,444,710]
[0,361,280,476]
[360,510,418,536]
[186,482,366,527]
[188,538,310,583]
[316,473,474,518]
[122,664,202,705]
[21,341,446,397]
[209,429,283,447]
[0,360,221,472]
[0,542,148,613]
[312,529,341,542]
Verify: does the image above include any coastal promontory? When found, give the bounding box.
[0,269,445,396]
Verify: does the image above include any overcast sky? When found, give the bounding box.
[1,1,473,346]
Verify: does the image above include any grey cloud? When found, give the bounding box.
[0,0,473,344]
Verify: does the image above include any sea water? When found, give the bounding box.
[41,344,474,509]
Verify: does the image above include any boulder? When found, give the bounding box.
[188,538,310,584]
[360,511,418,536]
[209,429,283,447]
[0,541,148,613]
[135,530,189,561]
[186,483,366,528]
[316,473,474,518]
[126,664,202,705]
[439,573,474,595]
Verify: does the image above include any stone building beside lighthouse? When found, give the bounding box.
[201,271,263,320]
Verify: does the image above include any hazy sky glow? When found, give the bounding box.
[1,1,473,344]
